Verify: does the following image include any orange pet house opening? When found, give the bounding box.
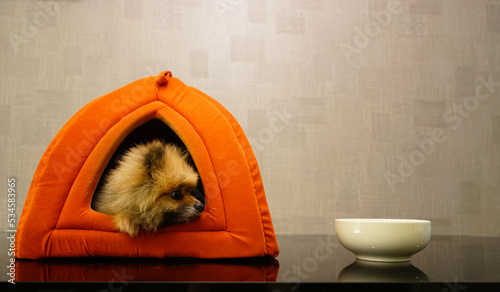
[16,71,279,260]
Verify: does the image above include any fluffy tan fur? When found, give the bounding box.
[94,140,203,236]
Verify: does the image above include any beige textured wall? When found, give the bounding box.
[1,0,499,236]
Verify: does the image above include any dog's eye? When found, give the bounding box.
[171,190,183,200]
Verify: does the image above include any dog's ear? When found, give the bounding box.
[143,143,165,178]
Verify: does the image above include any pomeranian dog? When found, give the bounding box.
[93,140,204,236]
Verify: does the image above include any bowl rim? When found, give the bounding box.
[335,218,430,224]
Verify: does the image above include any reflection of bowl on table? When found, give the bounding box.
[337,260,430,282]
[335,218,431,262]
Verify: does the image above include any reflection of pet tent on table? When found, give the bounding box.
[16,71,279,260]
[15,259,280,282]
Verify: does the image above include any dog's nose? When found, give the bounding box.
[194,202,204,213]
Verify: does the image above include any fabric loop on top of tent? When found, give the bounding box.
[155,71,172,86]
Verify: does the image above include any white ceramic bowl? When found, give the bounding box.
[335,219,431,262]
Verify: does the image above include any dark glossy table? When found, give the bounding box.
[276,234,500,283]
[2,233,499,290]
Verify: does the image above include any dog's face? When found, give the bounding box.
[136,141,204,231]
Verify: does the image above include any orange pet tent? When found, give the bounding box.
[16,71,279,260]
